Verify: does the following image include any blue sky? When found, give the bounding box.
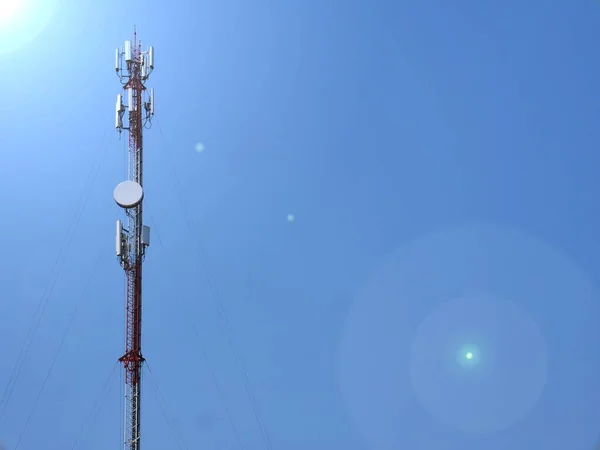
[1,0,600,449]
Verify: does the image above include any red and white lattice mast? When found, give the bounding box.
[113,29,155,450]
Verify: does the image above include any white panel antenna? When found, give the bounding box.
[148,46,154,69]
[115,94,124,128]
[116,93,124,111]
[116,220,123,256]
[124,40,132,62]
[150,89,154,116]
[115,48,120,72]
[141,225,150,247]
[128,88,134,111]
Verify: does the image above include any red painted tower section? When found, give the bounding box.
[114,29,154,450]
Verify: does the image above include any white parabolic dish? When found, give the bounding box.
[114,180,144,208]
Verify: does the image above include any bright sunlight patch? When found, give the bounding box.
[0,0,58,55]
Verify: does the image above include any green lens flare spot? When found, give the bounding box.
[456,343,481,369]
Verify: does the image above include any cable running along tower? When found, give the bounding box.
[114,30,155,450]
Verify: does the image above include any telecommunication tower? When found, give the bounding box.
[114,29,155,450]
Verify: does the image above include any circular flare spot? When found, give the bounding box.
[409,294,548,432]
[340,223,600,448]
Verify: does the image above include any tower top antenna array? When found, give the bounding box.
[114,30,154,450]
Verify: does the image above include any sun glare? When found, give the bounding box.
[0,0,57,54]
[0,0,27,28]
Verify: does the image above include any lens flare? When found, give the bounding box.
[0,0,58,55]
[0,1,25,28]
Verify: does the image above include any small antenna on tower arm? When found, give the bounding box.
[113,28,155,450]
